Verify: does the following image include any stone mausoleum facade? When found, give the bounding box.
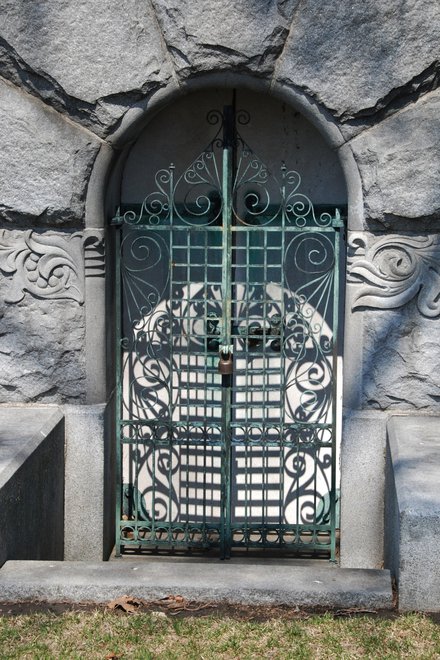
[0,1,439,609]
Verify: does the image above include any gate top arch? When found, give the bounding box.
[85,74,363,232]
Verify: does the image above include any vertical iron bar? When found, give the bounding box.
[245,230,250,543]
[114,223,123,557]
[330,215,341,562]
[168,165,175,541]
[280,179,287,546]
[203,229,208,544]
[262,229,268,544]
[220,106,233,558]
[185,228,191,545]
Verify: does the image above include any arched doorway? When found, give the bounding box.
[112,88,347,559]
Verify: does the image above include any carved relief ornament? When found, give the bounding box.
[348,234,440,318]
[0,229,105,304]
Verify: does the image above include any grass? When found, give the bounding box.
[0,608,439,659]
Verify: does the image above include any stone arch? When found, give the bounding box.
[88,74,363,227]
[87,75,362,559]
[84,74,363,406]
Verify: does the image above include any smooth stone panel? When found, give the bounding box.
[64,404,111,561]
[0,406,64,566]
[385,416,440,612]
[122,88,347,207]
[340,411,387,569]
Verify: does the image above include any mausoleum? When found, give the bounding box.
[0,1,439,612]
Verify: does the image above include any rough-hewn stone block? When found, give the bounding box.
[361,304,440,411]
[349,90,440,224]
[0,0,171,106]
[276,1,440,119]
[151,0,299,78]
[0,79,100,227]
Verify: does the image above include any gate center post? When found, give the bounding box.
[220,106,234,559]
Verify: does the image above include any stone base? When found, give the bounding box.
[64,403,115,561]
[0,406,64,567]
[340,411,386,569]
[385,416,440,612]
[0,559,393,610]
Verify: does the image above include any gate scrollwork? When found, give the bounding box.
[116,107,342,558]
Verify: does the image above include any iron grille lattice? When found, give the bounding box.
[113,107,343,559]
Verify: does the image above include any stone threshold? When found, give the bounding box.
[0,559,393,610]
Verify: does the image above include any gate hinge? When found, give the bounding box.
[332,209,345,228]
[110,207,123,226]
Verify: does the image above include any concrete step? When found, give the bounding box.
[0,559,393,610]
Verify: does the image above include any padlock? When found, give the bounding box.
[218,351,233,375]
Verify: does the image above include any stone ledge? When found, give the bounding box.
[0,406,63,488]
[0,559,393,610]
[385,416,440,612]
[0,406,64,566]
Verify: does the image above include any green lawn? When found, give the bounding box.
[0,608,439,659]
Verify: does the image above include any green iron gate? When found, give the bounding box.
[113,106,344,559]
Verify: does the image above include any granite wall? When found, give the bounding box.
[0,0,439,566]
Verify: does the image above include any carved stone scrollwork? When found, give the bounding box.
[0,229,105,304]
[348,234,440,318]
[84,231,105,278]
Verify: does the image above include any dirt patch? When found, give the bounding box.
[0,599,404,621]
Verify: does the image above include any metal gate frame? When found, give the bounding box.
[113,105,344,560]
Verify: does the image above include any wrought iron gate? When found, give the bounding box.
[113,106,343,559]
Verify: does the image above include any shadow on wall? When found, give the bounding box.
[0,407,64,567]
